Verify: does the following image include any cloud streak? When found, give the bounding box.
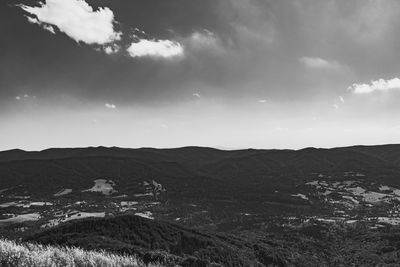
[127,39,183,59]
[15,94,35,101]
[299,57,341,69]
[105,103,116,109]
[349,78,400,94]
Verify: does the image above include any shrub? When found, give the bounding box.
[0,238,161,267]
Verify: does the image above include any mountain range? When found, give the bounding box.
[1,145,400,266]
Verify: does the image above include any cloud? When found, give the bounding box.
[193,93,201,98]
[229,1,276,48]
[20,0,121,45]
[185,30,224,53]
[299,57,341,69]
[105,103,116,109]
[26,16,55,34]
[332,95,345,111]
[127,39,183,58]
[42,24,56,34]
[258,99,267,103]
[16,94,36,101]
[340,0,400,43]
[189,30,217,47]
[103,44,120,54]
[348,78,400,94]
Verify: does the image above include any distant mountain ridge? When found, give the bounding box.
[2,144,400,236]
[1,144,400,164]
[2,144,400,199]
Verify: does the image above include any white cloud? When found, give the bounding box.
[127,39,183,58]
[26,16,38,25]
[134,28,146,35]
[20,0,120,45]
[42,24,56,34]
[105,103,116,109]
[258,99,267,103]
[299,57,341,69]
[348,78,400,94]
[333,104,339,110]
[339,96,345,103]
[103,44,120,54]
[104,46,114,54]
[193,93,201,98]
[26,16,55,34]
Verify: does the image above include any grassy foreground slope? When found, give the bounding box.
[0,238,157,267]
[25,215,400,267]
[26,215,256,266]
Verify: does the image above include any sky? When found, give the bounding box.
[1,0,400,151]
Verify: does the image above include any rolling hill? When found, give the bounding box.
[2,145,400,265]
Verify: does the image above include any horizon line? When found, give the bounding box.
[1,142,399,154]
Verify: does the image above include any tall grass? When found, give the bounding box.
[0,238,159,267]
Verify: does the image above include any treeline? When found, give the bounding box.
[25,215,400,266]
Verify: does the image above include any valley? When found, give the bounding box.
[1,145,400,265]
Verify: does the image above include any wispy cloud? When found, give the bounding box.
[26,16,55,34]
[299,57,341,69]
[15,94,36,101]
[185,30,224,54]
[105,103,116,109]
[258,99,267,103]
[20,0,121,45]
[348,78,400,94]
[192,93,201,98]
[339,96,345,103]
